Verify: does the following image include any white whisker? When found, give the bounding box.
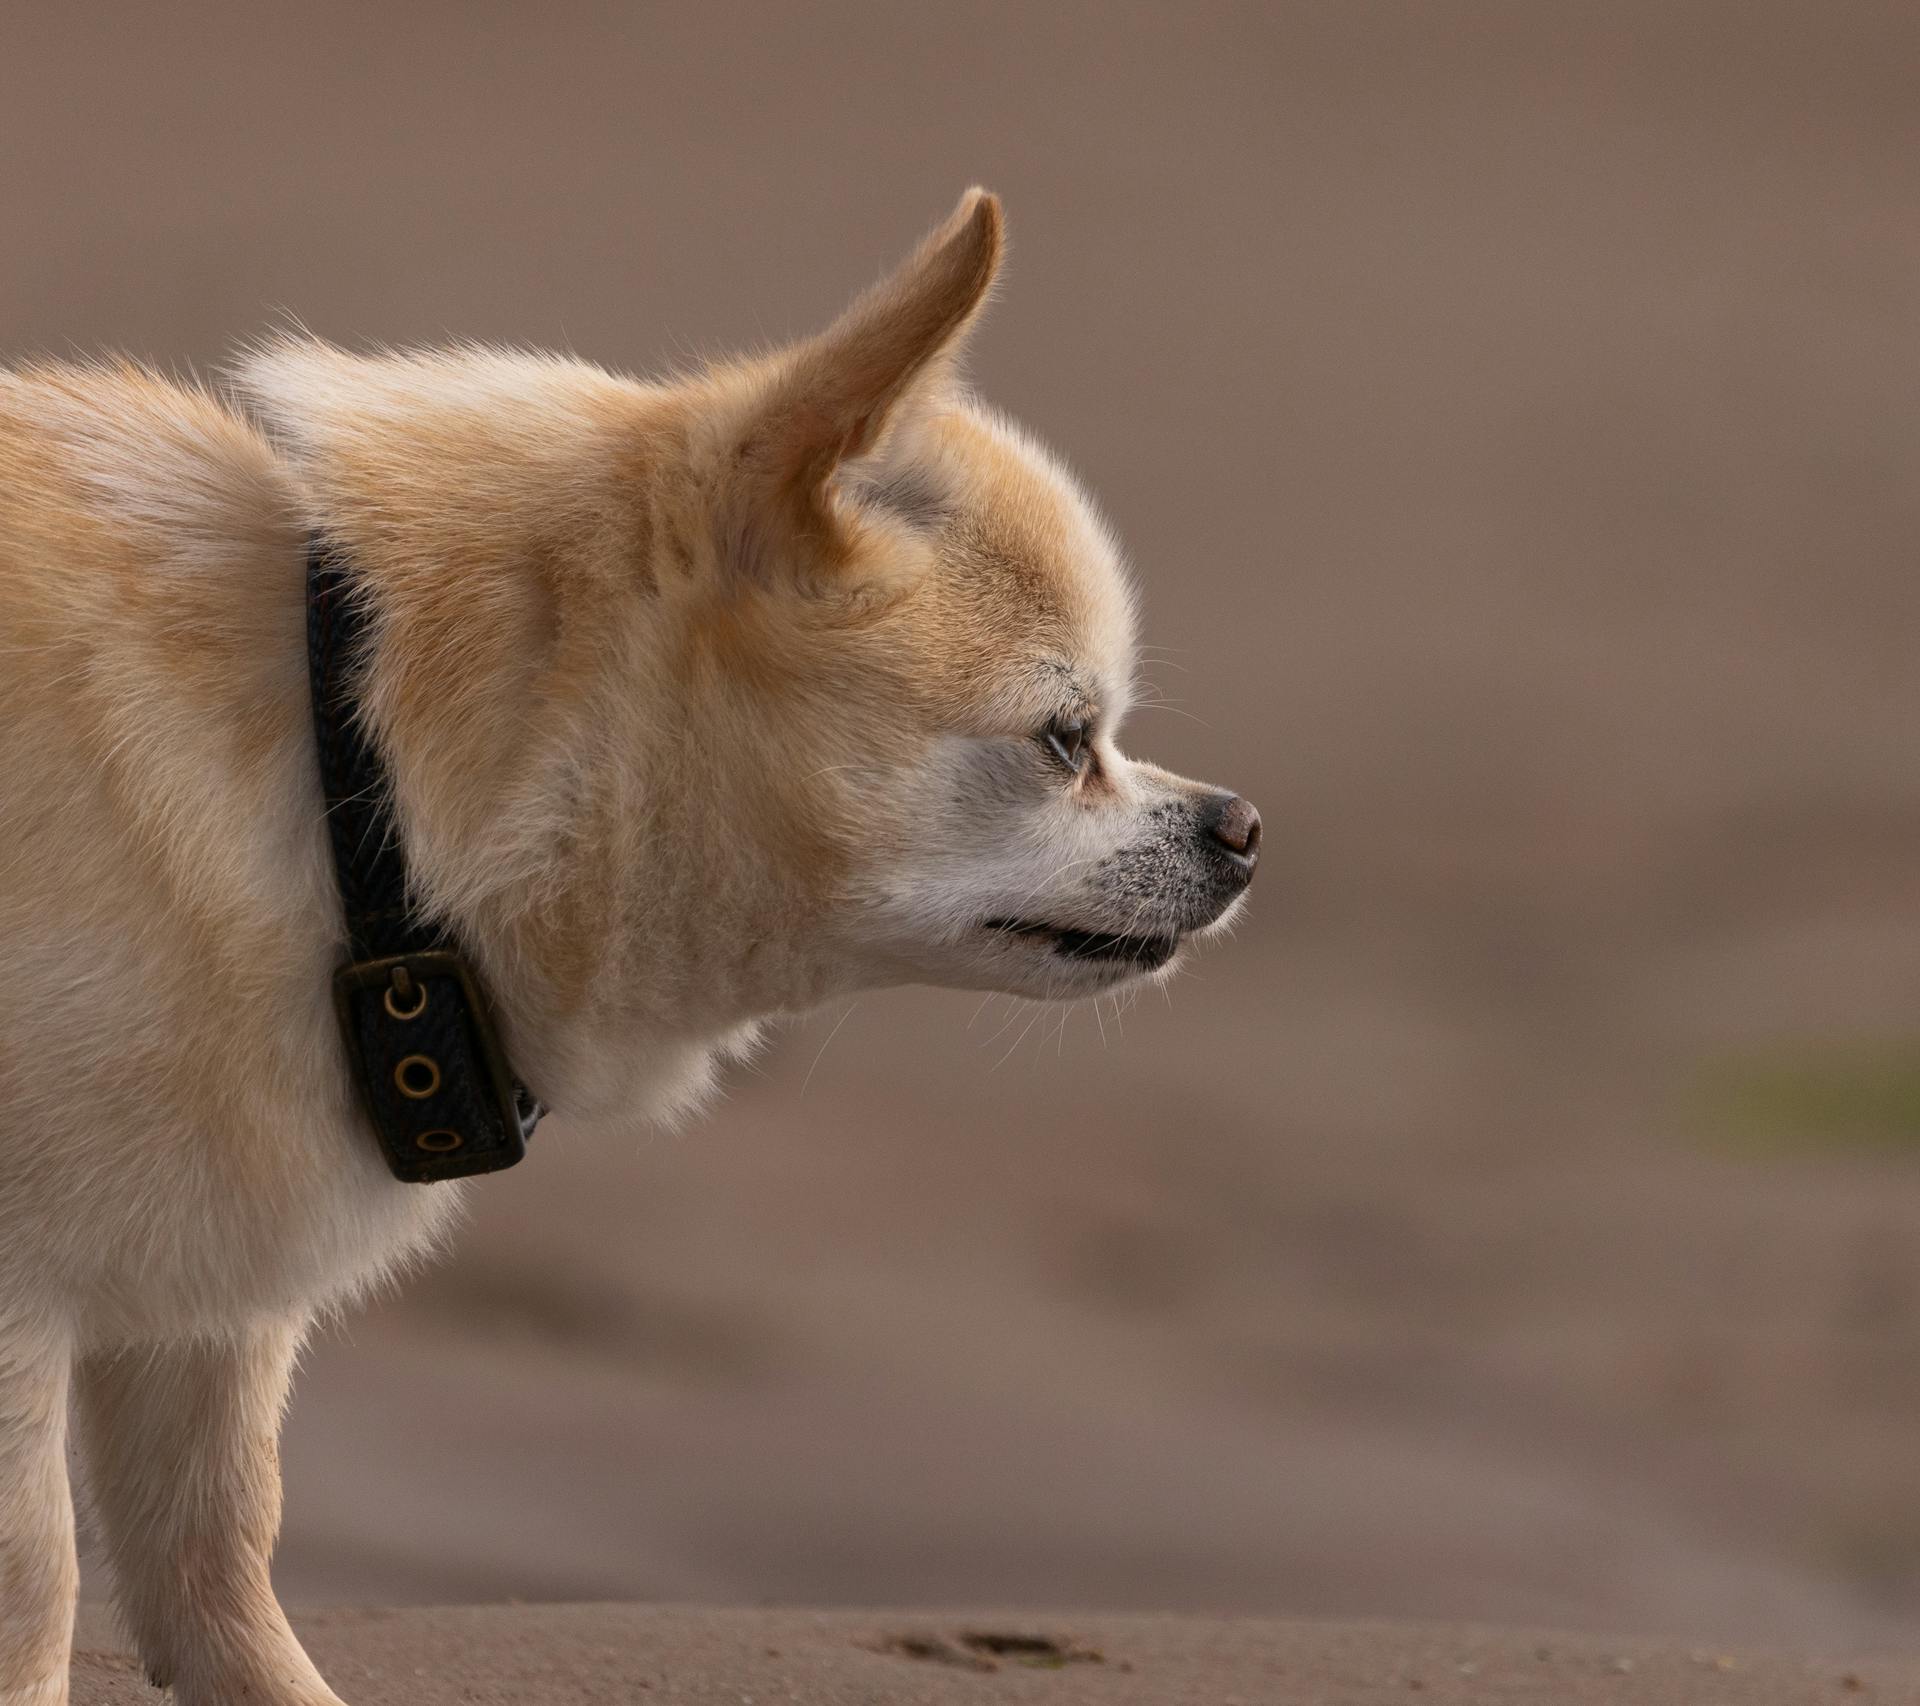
[992,1004,1047,1071]
[1134,702,1210,728]
[800,1003,858,1097]
[979,999,1031,1051]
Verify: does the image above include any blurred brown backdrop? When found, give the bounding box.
[12,0,1920,1651]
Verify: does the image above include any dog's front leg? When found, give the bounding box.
[76,1319,346,1706]
[0,1316,76,1706]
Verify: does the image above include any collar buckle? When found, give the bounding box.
[331,951,535,1182]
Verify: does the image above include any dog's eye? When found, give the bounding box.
[1042,717,1090,774]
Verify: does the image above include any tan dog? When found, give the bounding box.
[0,190,1257,1705]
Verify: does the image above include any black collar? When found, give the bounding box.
[306,536,543,1182]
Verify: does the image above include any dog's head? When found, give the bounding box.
[239,191,1257,1092]
[683,190,1259,1003]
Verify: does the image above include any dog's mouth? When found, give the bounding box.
[981,917,1181,973]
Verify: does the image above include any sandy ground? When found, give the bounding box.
[67,1605,1920,1706]
[12,0,1920,1657]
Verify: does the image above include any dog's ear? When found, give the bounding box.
[722,187,1004,576]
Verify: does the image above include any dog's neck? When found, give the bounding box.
[262,362,853,1133]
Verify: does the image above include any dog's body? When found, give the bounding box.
[0,194,1257,1704]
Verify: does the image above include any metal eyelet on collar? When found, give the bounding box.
[393,1054,442,1100]
[384,966,428,1020]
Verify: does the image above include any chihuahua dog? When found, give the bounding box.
[0,191,1257,1704]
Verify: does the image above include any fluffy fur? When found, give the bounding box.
[0,191,1256,1703]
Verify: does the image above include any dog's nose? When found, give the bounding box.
[1203,793,1261,869]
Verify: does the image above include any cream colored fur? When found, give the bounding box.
[0,191,1254,1703]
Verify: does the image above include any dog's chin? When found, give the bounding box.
[971,916,1187,999]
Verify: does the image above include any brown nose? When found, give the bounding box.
[1206,794,1261,863]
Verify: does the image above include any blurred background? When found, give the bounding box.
[11,0,1920,1653]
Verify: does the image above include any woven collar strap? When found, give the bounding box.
[306,536,543,1182]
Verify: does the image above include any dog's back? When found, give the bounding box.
[0,365,300,894]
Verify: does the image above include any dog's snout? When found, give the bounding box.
[1201,792,1261,875]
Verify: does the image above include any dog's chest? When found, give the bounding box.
[77,1119,462,1345]
[0,909,465,1345]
